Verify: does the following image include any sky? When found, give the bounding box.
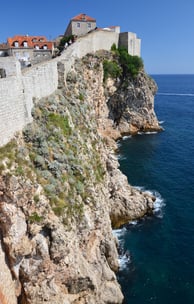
[1,0,194,74]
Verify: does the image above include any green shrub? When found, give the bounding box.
[15,165,25,176]
[118,46,144,78]
[29,212,43,223]
[34,155,46,168]
[111,43,117,52]
[0,140,17,162]
[58,35,74,52]
[0,163,5,174]
[103,60,122,82]
[52,198,67,216]
[103,46,143,81]
[78,93,84,101]
[44,184,57,196]
[111,43,119,56]
[33,194,40,203]
[47,113,72,136]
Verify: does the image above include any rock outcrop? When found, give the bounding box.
[106,71,161,135]
[78,51,162,143]
[0,50,160,303]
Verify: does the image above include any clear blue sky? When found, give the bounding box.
[1,0,194,74]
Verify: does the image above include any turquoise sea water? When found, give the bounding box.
[116,75,194,304]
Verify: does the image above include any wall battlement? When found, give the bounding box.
[0,30,133,147]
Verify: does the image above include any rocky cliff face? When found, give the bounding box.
[0,51,160,303]
[78,51,162,142]
[106,71,161,135]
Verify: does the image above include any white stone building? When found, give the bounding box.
[64,13,97,37]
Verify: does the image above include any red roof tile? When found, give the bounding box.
[7,35,53,50]
[71,13,96,22]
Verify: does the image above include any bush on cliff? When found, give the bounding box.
[118,46,144,78]
[103,60,122,82]
[109,44,144,79]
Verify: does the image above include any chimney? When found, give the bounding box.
[82,14,86,21]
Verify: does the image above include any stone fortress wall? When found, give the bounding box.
[119,32,141,56]
[0,29,139,147]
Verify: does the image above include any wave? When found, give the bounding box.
[157,92,194,97]
[116,141,122,148]
[128,220,138,226]
[159,120,165,124]
[117,154,126,160]
[138,131,158,135]
[113,228,131,270]
[144,131,158,135]
[122,135,132,140]
[117,136,132,148]
[145,189,166,218]
[118,251,131,270]
[113,227,127,240]
[113,189,165,270]
[134,186,165,218]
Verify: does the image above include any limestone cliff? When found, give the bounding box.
[106,71,161,135]
[78,51,162,142]
[0,51,160,303]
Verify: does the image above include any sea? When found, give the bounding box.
[115,74,194,304]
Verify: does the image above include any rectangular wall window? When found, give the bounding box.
[77,22,80,28]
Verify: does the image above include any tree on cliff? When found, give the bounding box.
[110,44,144,79]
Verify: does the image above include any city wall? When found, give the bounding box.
[0,30,119,147]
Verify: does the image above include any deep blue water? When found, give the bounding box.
[116,75,194,304]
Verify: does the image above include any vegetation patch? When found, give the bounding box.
[29,212,43,223]
[103,43,144,81]
[22,89,106,225]
[0,140,17,163]
[118,46,144,78]
[103,60,122,82]
[47,113,72,136]
[58,35,75,52]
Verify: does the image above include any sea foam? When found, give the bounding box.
[138,131,158,135]
[118,251,131,271]
[113,189,165,271]
[134,186,165,218]
[113,228,131,270]
[117,154,126,160]
[145,189,165,218]
[122,135,132,140]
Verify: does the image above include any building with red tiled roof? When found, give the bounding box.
[64,13,97,37]
[7,35,53,50]
[63,13,141,56]
[71,13,96,22]
[0,35,54,67]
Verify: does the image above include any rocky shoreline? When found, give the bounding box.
[0,51,161,303]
